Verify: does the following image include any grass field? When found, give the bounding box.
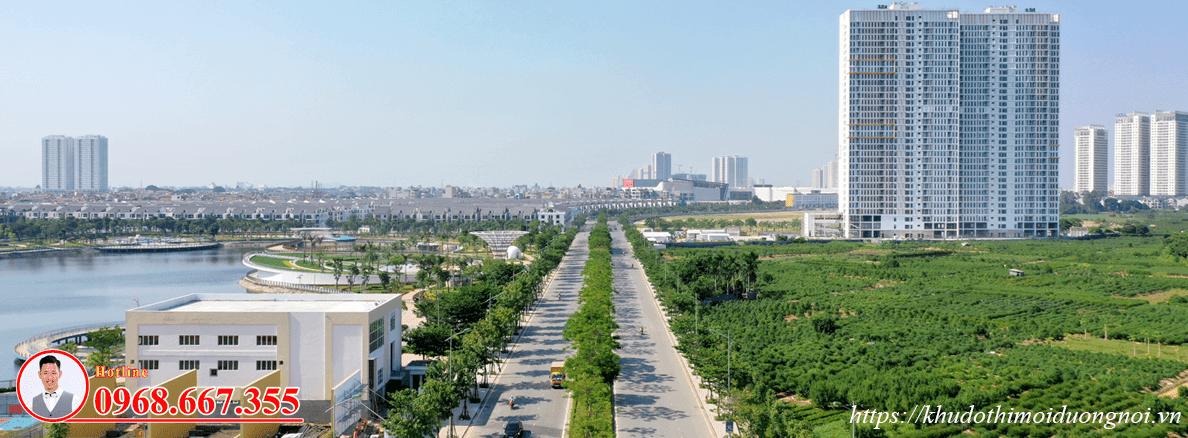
[1133,289,1188,303]
[1051,335,1188,363]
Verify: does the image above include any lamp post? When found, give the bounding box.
[446,327,470,437]
[483,290,508,387]
[707,328,733,429]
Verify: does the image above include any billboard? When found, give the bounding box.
[624,179,634,188]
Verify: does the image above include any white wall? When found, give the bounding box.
[290,313,327,399]
[331,324,363,393]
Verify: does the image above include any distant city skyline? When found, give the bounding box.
[3,2,1188,188]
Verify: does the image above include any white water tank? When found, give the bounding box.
[507,245,522,260]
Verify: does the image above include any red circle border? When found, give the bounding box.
[16,350,91,423]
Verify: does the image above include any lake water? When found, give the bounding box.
[0,247,251,382]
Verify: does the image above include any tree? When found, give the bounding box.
[1059,217,1083,232]
[382,388,440,438]
[1164,234,1188,260]
[46,423,70,438]
[84,327,125,371]
[403,324,452,358]
[332,258,345,288]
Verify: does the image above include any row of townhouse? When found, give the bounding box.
[0,199,578,226]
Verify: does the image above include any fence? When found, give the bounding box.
[243,270,349,294]
[14,321,124,360]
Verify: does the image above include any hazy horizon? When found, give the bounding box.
[4,1,1188,189]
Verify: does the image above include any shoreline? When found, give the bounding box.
[0,240,279,258]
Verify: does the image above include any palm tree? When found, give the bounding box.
[332,258,345,289]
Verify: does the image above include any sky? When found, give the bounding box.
[2,1,1188,190]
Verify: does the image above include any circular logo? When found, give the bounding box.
[17,350,91,423]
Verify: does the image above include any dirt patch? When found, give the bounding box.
[785,314,800,321]
[1130,289,1188,304]
[776,393,813,406]
[1156,370,1188,398]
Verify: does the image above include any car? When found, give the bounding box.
[503,420,524,438]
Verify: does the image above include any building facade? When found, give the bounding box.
[1114,112,1150,196]
[41,135,108,192]
[840,3,1059,239]
[125,294,402,403]
[74,135,109,192]
[651,152,672,181]
[1074,125,1107,193]
[1149,111,1188,196]
[711,155,749,188]
[42,136,74,192]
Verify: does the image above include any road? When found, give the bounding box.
[461,229,590,438]
[611,226,718,438]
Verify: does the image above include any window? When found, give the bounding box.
[138,335,159,346]
[256,360,278,371]
[390,314,397,331]
[369,319,385,353]
[179,335,200,345]
[179,360,200,370]
[139,360,159,370]
[257,335,277,346]
[218,335,239,346]
[217,360,239,371]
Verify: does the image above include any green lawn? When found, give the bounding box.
[1051,336,1188,363]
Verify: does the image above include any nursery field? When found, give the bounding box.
[636,233,1188,437]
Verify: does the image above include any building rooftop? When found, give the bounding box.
[131,293,400,314]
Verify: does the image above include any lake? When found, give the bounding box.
[0,247,251,382]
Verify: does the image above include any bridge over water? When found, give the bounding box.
[13,321,125,361]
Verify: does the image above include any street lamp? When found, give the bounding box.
[707,328,733,430]
[446,327,471,434]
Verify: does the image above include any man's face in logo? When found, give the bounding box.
[39,363,61,393]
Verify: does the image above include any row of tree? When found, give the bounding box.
[563,215,620,438]
[0,214,558,245]
[382,227,577,437]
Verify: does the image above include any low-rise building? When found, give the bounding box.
[125,293,402,418]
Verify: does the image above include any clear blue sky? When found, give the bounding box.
[2,1,1186,189]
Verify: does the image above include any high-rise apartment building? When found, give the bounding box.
[1114,112,1150,196]
[1149,111,1188,196]
[74,135,109,192]
[1074,125,1107,193]
[711,156,748,188]
[41,135,109,192]
[651,152,672,181]
[840,3,1059,239]
[42,136,74,191]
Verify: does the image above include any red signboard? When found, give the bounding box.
[624,179,634,188]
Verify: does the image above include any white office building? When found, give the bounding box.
[74,135,108,192]
[1074,125,1107,193]
[652,152,672,181]
[42,136,74,191]
[711,155,749,188]
[125,294,402,405]
[1149,111,1188,196]
[840,3,1059,238]
[1114,112,1150,196]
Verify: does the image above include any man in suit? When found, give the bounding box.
[30,355,76,419]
